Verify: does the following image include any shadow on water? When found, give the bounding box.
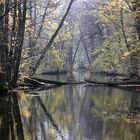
[0,92,24,140]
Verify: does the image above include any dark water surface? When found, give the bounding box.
[0,73,140,140]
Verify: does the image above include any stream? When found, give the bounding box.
[0,71,140,140]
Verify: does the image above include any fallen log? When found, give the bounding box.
[42,70,67,75]
[31,77,68,85]
[84,78,140,86]
[24,77,46,86]
[13,84,62,93]
[31,77,85,85]
[91,71,127,77]
[84,79,118,86]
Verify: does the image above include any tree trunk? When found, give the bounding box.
[8,0,17,84]
[0,1,8,90]
[130,0,140,77]
[0,43,7,90]
[11,0,27,87]
[120,5,139,78]
[80,28,91,65]
[72,36,82,64]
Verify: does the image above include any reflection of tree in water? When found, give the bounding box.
[0,95,10,140]
[129,93,140,117]
[23,97,39,140]
[18,84,140,140]
[80,86,140,140]
[36,96,65,140]
[0,92,24,140]
[79,87,103,140]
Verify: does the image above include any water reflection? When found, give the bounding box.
[36,96,65,140]
[19,84,140,140]
[0,92,24,140]
[0,73,140,140]
[129,93,140,117]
